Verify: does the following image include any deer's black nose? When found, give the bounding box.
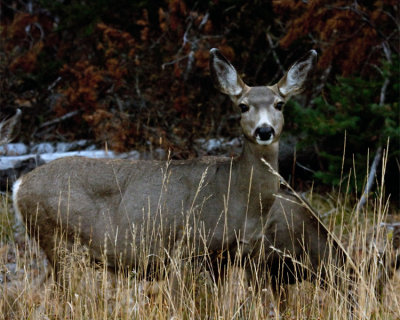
[255,126,274,141]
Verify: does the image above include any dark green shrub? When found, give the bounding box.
[286,57,399,191]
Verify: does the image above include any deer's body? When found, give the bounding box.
[14,141,278,268]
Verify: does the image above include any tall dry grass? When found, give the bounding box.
[0,152,399,319]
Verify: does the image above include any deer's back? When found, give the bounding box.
[15,156,240,266]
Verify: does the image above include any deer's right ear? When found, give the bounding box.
[209,48,246,97]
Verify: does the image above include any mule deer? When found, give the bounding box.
[12,49,322,290]
[0,109,21,191]
[0,109,21,146]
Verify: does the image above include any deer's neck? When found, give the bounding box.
[234,137,279,209]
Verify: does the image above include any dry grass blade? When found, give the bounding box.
[261,157,377,302]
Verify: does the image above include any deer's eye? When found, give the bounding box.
[238,103,249,113]
[275,102,284,111]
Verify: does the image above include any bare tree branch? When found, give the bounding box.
[356,145,383,213]
[38,110,80,129]
[356,42,391,213]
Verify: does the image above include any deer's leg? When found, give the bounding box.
[270,278,289,313]
[165,236,190,315]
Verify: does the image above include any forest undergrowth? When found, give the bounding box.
[0,152,399,320]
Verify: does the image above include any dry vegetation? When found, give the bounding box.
[0,2,399,318]
[1,160,399,320]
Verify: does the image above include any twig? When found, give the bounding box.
[296,162,316,174]
[356,146,383,213]
[161,55,190,69]
[38,110,80,129]
[135,73,146,108]
[266,33,285,76]
[379,78,390,106]
[313,65,332,99]
[198,12,209,30]
[184,51,195,81]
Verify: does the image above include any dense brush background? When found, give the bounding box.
[1,0,399,201]
[0,0,399,319]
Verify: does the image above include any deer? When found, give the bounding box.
[12,49,317,277]
[10,49,319,292]
[10,49,400,313]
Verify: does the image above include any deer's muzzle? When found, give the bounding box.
[254,126,275,145]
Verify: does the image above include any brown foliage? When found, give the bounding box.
[53,23,138,151]
[1,12,52,73]
[44,0,230,152]
[1,0,396,155]
[273,0,397,76]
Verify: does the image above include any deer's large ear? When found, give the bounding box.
[209,48,246,97]
[277,50,317,98]
[0,109,21,145]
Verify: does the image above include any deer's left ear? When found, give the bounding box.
[277,50,317,98]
